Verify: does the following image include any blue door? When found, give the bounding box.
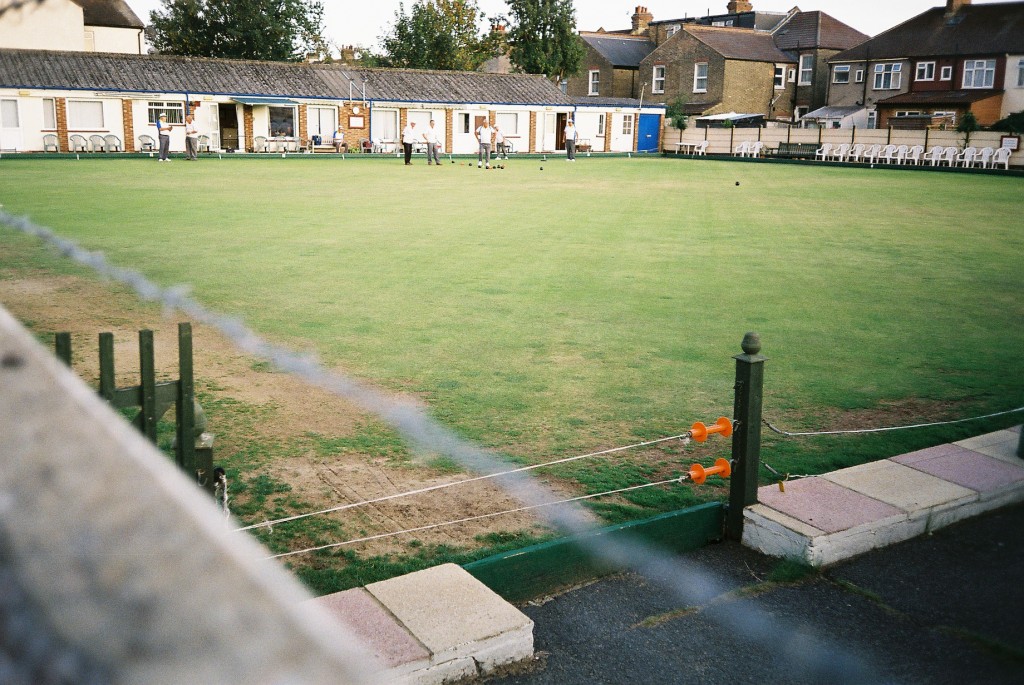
[637,113,660,153]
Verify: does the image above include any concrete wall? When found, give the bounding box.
[1001,55,1024,118]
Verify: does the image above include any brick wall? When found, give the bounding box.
[243,106,253,152]
[529,111,537,153]
[640,35,722,108]
[723,60,787,118]
[55,98,68,152]
[121,99,135,152]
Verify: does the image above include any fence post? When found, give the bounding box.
[176,322,196,472]
[139,329,158,443]
[55,332,72,366]
[726,332,767,540]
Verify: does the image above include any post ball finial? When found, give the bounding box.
[741,332,761,355]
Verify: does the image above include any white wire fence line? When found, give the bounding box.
[270,471,710,559]
[239,429,720,533]
[763,406,1024,437]
[0,211,883,682]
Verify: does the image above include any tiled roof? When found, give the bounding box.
[0,49,573,105]
[572,96,664,108]
[832,2,1024,60]
[773,11,869,51]
[74,0,144,29]
[877,89,1002,106]
[686,26,795,63]
[581,34,655,68]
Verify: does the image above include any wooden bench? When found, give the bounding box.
[769,142,820,159]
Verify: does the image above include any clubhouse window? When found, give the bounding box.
[147,101,184,124]
[269,106,295,137]
[69,100,104,129]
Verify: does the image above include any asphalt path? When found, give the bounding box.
[489,504,1024,685]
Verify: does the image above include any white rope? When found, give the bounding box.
[238,432,693,532]
[763,405,1024,437]
[269,473,694,559]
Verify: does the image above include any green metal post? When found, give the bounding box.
[98,332,115,401]
[55,332,72,367]
[139,329,157,443]
[726,332,767,540]
[1017,428,1023,460]
[176,323,196,473]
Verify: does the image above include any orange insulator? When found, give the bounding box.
[689,416,733,442]
[689,457,732,485]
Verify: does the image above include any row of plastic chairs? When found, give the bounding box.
[813,142,1011,169]
[48,133,123,153]
[733,140,764,157]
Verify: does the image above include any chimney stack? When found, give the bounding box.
[945,0,971,17]
[727,1,754,12]
[631,5,653,34]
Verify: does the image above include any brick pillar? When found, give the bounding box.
[445,109,453,154]
[55,98,68,152]
[529,111,537,153]
[604,111,612,151]
[298,104,307,143]
[243,106,253,152]
[122,99,135,152]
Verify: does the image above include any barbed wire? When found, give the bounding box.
[270,472,696,559]
[0,210,881,682]
[763,406,1024,437]
[239,431,694,532]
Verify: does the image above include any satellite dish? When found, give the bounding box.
[353,51,362,60]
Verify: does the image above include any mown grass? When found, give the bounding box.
[1,156,1022,588]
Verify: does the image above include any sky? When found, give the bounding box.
[124,1,995,54]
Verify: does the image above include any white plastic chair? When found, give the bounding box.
[748,141,764,157]
[88,134,107,152]
[991,147,1011,170]
[905,145,924,165]
[941,146,959,166]
[831,143,851,162]
[974,147,994,169]
[957,146,977,167]
[42,134,59,152]
[69,134,89,152]
[893,144,909,164]
[814,142,832,160]
[253,135,268,152]
[103,134,122,152]
[878,144,899,163]
[864,144,883,163]
[693,140,708,156]
[734,141,751,156]
[847,143,866,162]
[923,145,944,166]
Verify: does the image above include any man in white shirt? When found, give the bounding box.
[476,121,494,168]
[401,120,417,165]
[422,120,441,165]
[564,119,578,161]
[184,114,199,160]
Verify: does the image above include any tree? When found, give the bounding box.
[379,0,497,71]
[505,0,585,82]
[149,0,327,62]
[665,97,689,131]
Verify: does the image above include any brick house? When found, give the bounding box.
[825,0,1024,128]
[569,3,867,126]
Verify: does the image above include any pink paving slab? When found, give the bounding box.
[892,445,1024,494]
[315,588,429,669]
[756,476,904,534]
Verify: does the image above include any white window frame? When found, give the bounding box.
[42,97,56,130]
[652,65,666,93]
[916,61,935,81]
[832,65,850,84]
[788,68,796,82]
[873,62,902,90]
[1017,58,1024,87]
[597,113,605,136]
[148,101,184,125]
[940,65,953,81]
[774,65,786,89]
[963,59,995,89]
[798,54,814,85]
[866,110,878,129]
[622,114,634,136]
[495,111,519,135]
[855,68,864,83]
[693,62,708,93]
[588,70,600,96]
[667,24,680,37]
[68,99,104,129]
[307,106,337,138]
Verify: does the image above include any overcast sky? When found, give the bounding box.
[125,1,994,53]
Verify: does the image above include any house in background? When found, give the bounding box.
[568,2,867,127]
[0,0,146,54]
[825,0,1024,128]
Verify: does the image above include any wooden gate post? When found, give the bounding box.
[726,332,767,540]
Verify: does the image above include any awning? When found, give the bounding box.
[231,96,298,106]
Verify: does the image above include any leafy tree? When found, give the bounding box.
[379,0,497,71]
[665,97,689,131]
[149,0,327,62]
[505,0,585,82]
[956,110,980,134]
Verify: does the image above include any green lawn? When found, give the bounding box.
[2,155,1022,509]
